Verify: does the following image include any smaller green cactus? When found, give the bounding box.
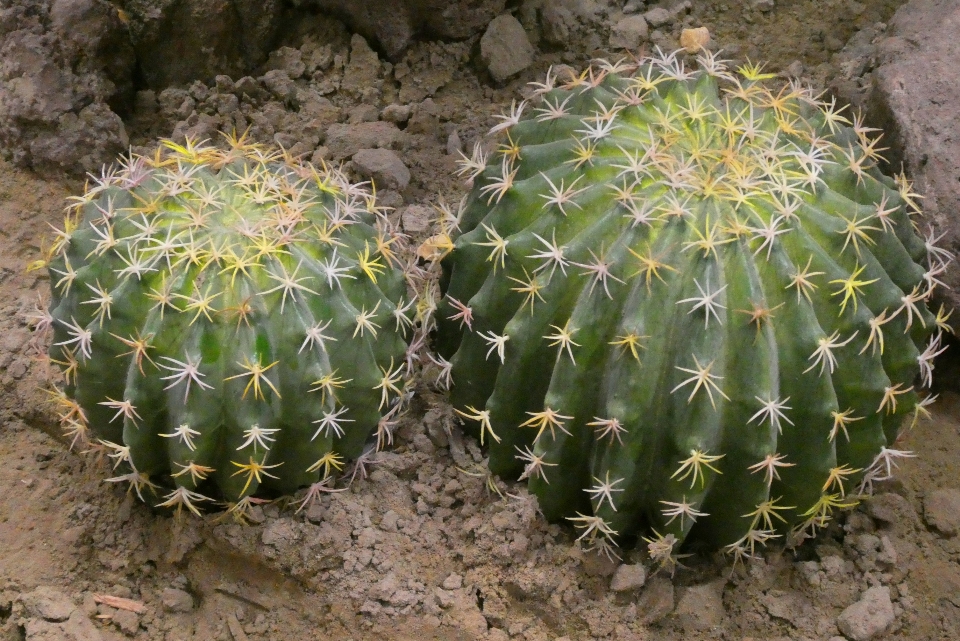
[41,136,419,517]
[434,50,951,564]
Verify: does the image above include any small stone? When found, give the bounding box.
[112,608,140,636]
[674,580,725,631]
[643,7,672,28]
[347,104,380,124]
[480,14,536,83]
[610,564,646,592]
[400,205,432,234]
[442,573,463,590]
[382,103,412,124]
[381,510,400,532]
[837,586,895,641]
[680,26,710,53]
[20,587,75,622]
[304,500,325,524]
[325,122,404,160]
[352,148,411,191]
[924,488,960,536]
[637,577,674,624]
[161,588,194,613]
[447,130,463,156]
[610,15,648,49]
[784,60,804,78]
[752,0,775,11]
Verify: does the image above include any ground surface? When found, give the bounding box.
[2,1,960,640]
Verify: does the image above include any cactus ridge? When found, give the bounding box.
[43,136,417,518]
[436,50,951,564]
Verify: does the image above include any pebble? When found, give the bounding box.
[674,580,725,631]
[609,15,648,49]
[680,27,710,53]
[442,573,463,590]
[160,587,194,613]
[480,14,535,82]
[382,103,412,124]
[20,586,75,622]
[837,586,895,640]
[643,7,672,28]
[352,148,411,191]
[923,488,960,536]
[636,576,675,624]
[609,564,646,592]
[112,608,140,636]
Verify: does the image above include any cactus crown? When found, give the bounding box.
[436,50,950,563]
[44,136,417,518]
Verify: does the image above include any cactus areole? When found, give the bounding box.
[435,50,950,563]
[45,138,415,517]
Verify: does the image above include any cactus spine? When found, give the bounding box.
[43,137,416,517]
[435,50,950,562]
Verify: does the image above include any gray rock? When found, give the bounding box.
[610,564,646,592]
[862,0,960,328]
[752,0,776,10]
[447,130,463,156]
[924,488,960,536]
[325,121,405,160]
[541,4,575,45]
[674,579,725,631]
[480,14,535,83]
[352,148,411,190]
[265,46,305,79]
[837,586,895,640]
[610,15,649,49]
[160,588,194,613]
[347,104,380,123]
[20,587,75,622]
[637,576,674,624]
[442,573,464,590]
[865,493,919,531]
[642,7,672,28]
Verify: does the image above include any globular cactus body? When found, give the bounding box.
[436,51,949,560]
[45,138,413,515]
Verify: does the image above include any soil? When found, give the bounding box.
[2,1,960,640]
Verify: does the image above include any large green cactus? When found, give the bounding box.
[44,137,415,517]
[435,51,950,562]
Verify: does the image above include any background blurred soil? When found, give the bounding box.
[2,1,960,640]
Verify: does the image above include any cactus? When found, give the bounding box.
[435,50,951,563]
[43,136,416,517]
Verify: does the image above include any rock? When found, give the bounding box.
[382,104,412,124]
[643,7,672,28]
[610,564,646,592]
[352,148,411,190]
[401,204,433,234]
[862,0,960,326]
[262,519,300,546]
[22,611,103,641]
[442,573,464,590]
[674,580,725,632]
[20,587,75,622]
[837,586,895,640]
[784,60,804,78]
[752,0,776,10]
[541,4,575,45]
[265,47,306,79]
[347,104,379,123]
[480,14,535,83]
[341,34,381,100]
[865,493,919,532]
[111,608,139,636]
[637,576,674,624]
[447,130,463,156]
[325,122,405,160]
[609,15,648,49]
[160,588,194,613]
[923,488,960,536]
